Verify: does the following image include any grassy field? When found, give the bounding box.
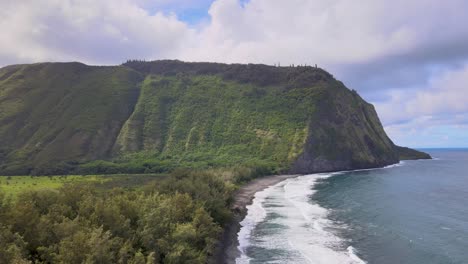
[0,174,166,197]
[0,175,105,196]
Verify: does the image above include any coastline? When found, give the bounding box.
[209,160,410,264]
[210,174,300,264]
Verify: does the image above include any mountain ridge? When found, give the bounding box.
[0,60,430,175]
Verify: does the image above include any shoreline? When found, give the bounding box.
[209,160,408,263]
[210,174,300,264]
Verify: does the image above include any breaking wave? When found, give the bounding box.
[236,173,365,264]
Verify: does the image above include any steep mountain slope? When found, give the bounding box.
[0,62,142,174]
[0,60,429,175]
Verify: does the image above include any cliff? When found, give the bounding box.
[0,60,430,175]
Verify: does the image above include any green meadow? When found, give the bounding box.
[0,175,104,196]
[0,174,166,197]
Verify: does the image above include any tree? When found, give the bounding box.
[54,227,117,264]
[0,225,30,264]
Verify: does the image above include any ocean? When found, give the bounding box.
[236,149,468,264]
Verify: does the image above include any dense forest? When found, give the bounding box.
[0,167,269,263]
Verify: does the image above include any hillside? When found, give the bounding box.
[0,60,430,175]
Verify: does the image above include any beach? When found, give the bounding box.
[210,174,299,264]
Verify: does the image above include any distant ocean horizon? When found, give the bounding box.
[236,148,468,264]
[419,148,468,151]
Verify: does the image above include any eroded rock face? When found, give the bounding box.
[290,86,402,174]
[289,84,432,174]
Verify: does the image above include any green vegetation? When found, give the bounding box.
[396,146,432,160]
[0,60,430,176]
[109,74,316,173]
[0,175,105,197]
[0,167,268,264]
[0,62,142,175]
[0,174,167,197]
[0,60,431,263]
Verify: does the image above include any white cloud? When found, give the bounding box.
[374,64,468,147]
[181,0,468,68]
[1,0,468,146]
[2,0,468,69]
[182,0,416,65]
[0,0,193,65]
[375,64,468,125]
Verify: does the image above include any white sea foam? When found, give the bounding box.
[383,161,405,169]
[236,183,279,264]
[235,162,410,263]
[236,173,367,264]
[348,246,366,264]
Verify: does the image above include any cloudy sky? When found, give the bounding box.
[1,0,467,148]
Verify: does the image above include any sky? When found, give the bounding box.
[1,0,467,148]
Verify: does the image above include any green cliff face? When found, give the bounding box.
[0,62,142,174]
[0,60,430,175]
